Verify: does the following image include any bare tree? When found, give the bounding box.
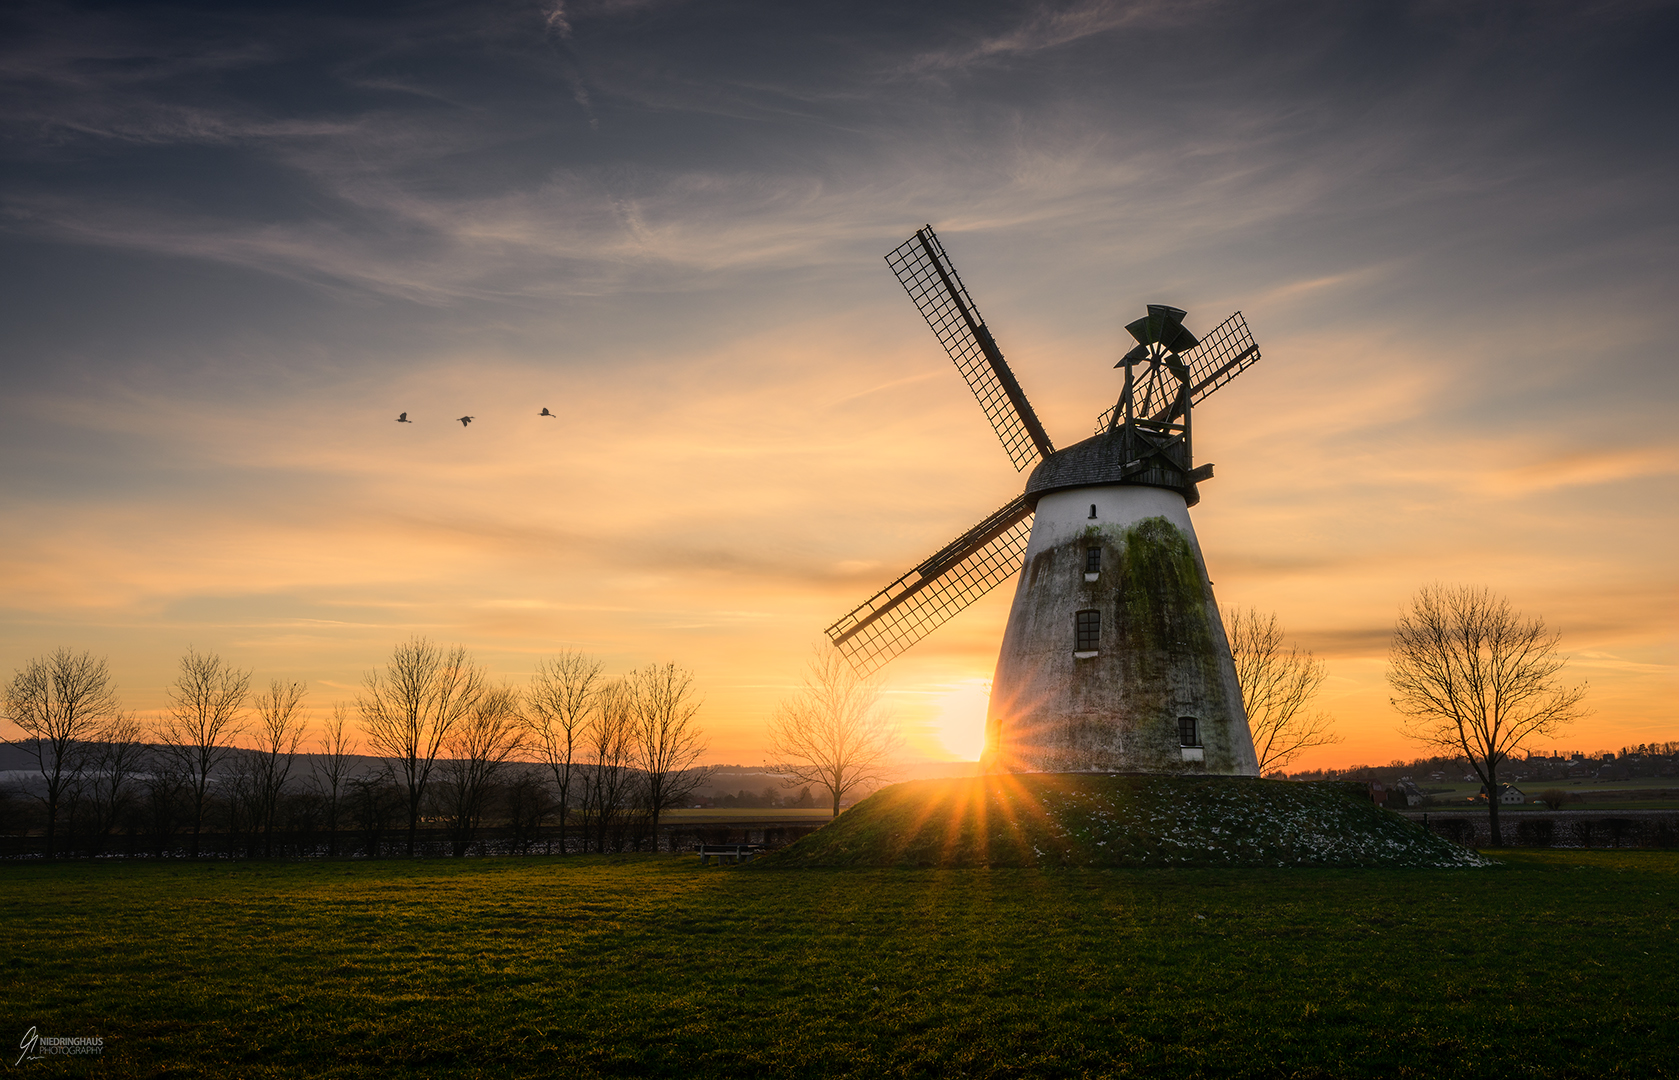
[580,679,638,853]
[1225,607,1341,774]
[628,662,710,845]
[358,637,487,857]
[224,752,261,858]
[250,678,308,858]
[1389,584,1587,847]
[348,765,402,858]
[438,685,526,856]
[767,646,901,817]
[523,651,601,855]
[87,712,146,855]
[504,767,553,853]
[311,703,357,857]
[142,758,187,857]
[157,648,251,858]
[3,648,120,859]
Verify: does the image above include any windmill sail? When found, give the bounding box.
[1094,311,1261,432]
[887,227,1054,471]
[826,495,1034,674]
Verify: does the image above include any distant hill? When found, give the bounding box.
[693,761,980,801]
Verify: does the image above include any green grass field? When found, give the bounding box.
[2,851,1675,1078]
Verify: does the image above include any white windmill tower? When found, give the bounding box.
[825,226,1263,775]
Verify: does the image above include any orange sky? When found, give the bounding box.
[4,289,1671,769]
[1,2,1674,768]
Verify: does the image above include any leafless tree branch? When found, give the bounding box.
[310,703,358,857]
[251,678,307,858]
[358,637,486,856]
[629,661,710,840]
[767,645,901,817]
[3,647,121,860]
[87,711,145,856]
[581,678,637,852]
[523,651,601,854]
[157,647,250,858]
[1225,607,1341,774]
[1389,584,1588,846]
[439,684,526,856]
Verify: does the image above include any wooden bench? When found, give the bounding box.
[696,843,761,866]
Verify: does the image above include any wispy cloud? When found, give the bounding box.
[1,0,1674,763]
[1491,446,1679,495]
[906,0,1217,71]
[544,3,574,39]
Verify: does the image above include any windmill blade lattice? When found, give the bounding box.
[825,494,1034,674]
[1095,311,1261,432]
[1179,310,1260,409]
[887,227,1054,471]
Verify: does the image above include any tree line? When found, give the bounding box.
[1283,747,1677,785]
[1,639,710,860]
[5,584,1593,856]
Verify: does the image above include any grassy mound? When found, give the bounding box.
[757,774,1493,869]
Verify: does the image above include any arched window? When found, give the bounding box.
[1088,504,1098,519]
[1074,610,1100,656]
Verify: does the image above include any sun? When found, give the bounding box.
[926,678,991,761]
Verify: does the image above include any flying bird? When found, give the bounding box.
[539,408,555,417]
[457,416,474,427]
[396,412,412,423]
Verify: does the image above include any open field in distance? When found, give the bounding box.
[2,851,1676,1078]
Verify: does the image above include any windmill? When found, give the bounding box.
[825,226,1263,774]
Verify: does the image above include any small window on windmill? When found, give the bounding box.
[1088,504,1098,519]
[1179,717,1204,762]
[1084,547,1101,582]
[1074,610,1100,656]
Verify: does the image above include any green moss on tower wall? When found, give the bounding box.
[1113,516,1214,660]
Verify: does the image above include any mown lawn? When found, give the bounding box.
[1,851,1675,1078]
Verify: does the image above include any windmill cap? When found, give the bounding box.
[1125,304,1199,354]
[1025,431,1203,509]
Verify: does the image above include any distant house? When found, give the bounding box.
[1500,785,1526,805]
